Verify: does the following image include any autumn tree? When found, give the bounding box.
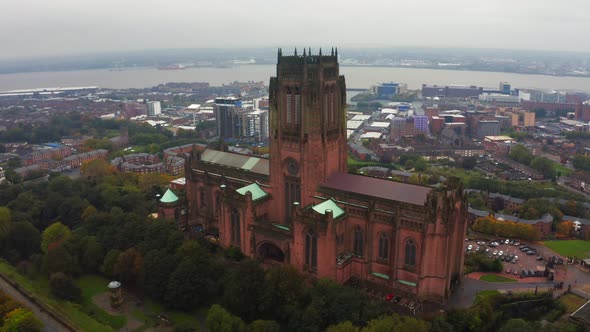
[114,248,143,284]
[41,222,71,253]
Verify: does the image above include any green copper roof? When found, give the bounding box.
[397,279,417,287]
[272,223,291,231]
[236,183,268,201]
[312,199,345,219]
[160,189,179,203]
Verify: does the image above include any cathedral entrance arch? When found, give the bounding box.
[257,242,285,263]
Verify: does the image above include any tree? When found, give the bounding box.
[498,318,537,332]
[414,158,427,172]
[556,221,574,237]
[82,236,104,273]
[530,157,555,179]
[42,244,78,276]
[101,249,121,278]
[461,156,477,170]
[264,265,308,321]
[206,304,246,332]
[165,256,216,309]
[327,321,360,332]
[222,260,271,322]
[141,249,178,301]
[41,222,71,253]
[5,222,41,262]
[1,308,43,332]
[248,320,281,332]
[81,159,114,178]
[509,144,533,165]
[49,272,82,302]
[0,207,11,238]
[114,248,142,284]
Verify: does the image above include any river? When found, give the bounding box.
[2,65,590,92]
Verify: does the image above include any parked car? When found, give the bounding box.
[505,239,510,244]
[393,296,401,303]
[467,244,473,250]
[513,269,519,275]
[509,240,514,245]
[537,256,544,261]
[475,246,480,251]
[526,250,535,255]
[499,250,504,256]
[514,241,521,246]
[493,251,498,256]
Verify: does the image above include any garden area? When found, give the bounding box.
[542,240,590,258]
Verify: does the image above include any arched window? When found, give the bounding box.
[378,233,389,260]
[305,230,317,270]
[199,187,206,208]
[405,238,417,267]
[294,87,301,125]
[231,208,241,246]
[285,87,292,125]
[215,191,221,215]
[353,226,364,256]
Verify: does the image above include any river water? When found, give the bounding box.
[2,65,590,92]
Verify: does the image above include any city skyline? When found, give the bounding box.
[2,0,590,60]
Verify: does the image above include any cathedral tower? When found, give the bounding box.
[268,48,348,224]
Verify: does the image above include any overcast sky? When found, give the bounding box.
[2,0,589,59]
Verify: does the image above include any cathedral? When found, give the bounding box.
[185,49,467,301]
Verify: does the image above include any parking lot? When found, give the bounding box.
[466,238,554,279]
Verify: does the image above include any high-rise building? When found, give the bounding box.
[243,109,269,142]
[147,101,162,116]
[185,49,467,302]
[214,97,243,140]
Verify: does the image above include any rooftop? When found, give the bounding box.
[311,198,345,219]
[160,189,179,203]
[200,149,269,175]
[236,183,268,201]
[321,173,432,206]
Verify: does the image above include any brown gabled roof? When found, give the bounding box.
[320,173,432,206]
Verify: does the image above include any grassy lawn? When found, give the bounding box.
[474,290,501,303]
[0,260,114,332]
[479,274,517,282]
[542,240,590,258]
[76,275,126,330]
[559,293,587,313]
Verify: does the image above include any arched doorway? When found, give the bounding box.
[258,242,285,263]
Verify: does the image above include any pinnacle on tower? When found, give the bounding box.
[303,48,306,56]
[319,48,322,56]
[331,47,334,56]
[294,47,297,56]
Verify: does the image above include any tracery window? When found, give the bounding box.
[353,226,364,256]
[305,230,317,270]
[378,233,389,260]
[405,238,417,267]
[231,208,241,246]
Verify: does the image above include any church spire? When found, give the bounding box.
[303,48,306,56]
[319,48,322,56]
[294,47,297,56]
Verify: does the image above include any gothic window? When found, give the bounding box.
[199,187,206,208]
[231,208,241,246]
[378,233,389,260]
[405,238,417,267]
[285,87,292,125]
[353,226,364,256]
[284,177,301,223]
[215,191,221,215]
[294,87,301,125]
[329,86,335,124]
[305,230,317,270]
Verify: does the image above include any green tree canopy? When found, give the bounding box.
[41,222,71,253]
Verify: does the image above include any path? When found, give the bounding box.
[448,277,554,308]
[0,274,72,332]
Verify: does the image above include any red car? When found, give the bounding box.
[385,293,395,301]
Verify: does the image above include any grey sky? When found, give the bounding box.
[1,0,589,59]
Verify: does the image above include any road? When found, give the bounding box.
[0,276,71,332]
